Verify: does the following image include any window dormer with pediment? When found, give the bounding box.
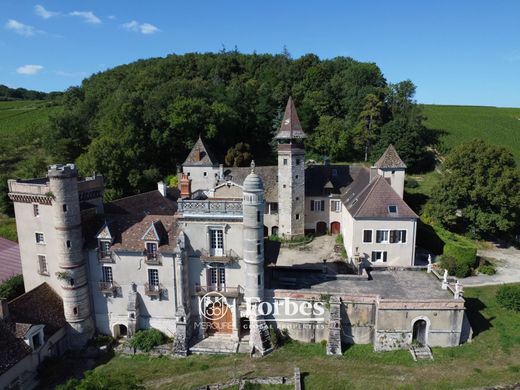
[95,222,113,260]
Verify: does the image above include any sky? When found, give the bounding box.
[1,1,519,107]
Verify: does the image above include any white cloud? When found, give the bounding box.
[16,65,44,75]
[35,4,59,19]
[5,19,36,37]
[123,20,159,35]
[108,15,116,20]
[69,11,101,24]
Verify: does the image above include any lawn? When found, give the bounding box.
[54,284,520,389]
[422,104,520,163]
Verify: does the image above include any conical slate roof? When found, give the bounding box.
[183,136,218,167]
[274,97,307,140]
[374,144,407,169]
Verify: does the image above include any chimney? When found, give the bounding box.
[157,181,167,197]
[0,298,9,320]
[369,166,379,182]
[219,164,224,180]
[180,173,191,199]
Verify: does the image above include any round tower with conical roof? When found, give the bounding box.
[242,161,265,301]
[48,163,94,348]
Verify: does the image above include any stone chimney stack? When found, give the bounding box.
[180,173,191,199]
[0,298,9,320]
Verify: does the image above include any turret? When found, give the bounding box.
[275,97,307,238]
[242,161,265,301]
[373,145,406,198]
[47,164,94,348]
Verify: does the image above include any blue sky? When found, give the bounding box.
[1,1,519,107]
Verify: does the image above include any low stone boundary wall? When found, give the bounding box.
[196,374,295,389]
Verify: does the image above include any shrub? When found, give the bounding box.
[478,264,496,275]
[129,328,167,352]
[0,274,24,301]
[268,326,291,349]
[496,285,520,312]
[440,255,471,278]
[444,241,477,268]
[405,178,419,188]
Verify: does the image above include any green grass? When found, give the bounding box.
[422,104,520,163]
[55,285,520,389]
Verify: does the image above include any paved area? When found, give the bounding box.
[462,243,520,287]
[267,269,452,300]
[265,235,337,269]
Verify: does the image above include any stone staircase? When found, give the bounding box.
[410,345,434,361]
[190,335,239,355]
[255,319,273,355]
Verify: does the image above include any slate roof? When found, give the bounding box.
[8,283,67,338]
[374,144,407,169]
[104,190,177,215]
[346,175,417,219]
[0,320,31,375]
[274,97,307,140]
[305,165,364,197]
[222,166,278,202]
[0,237,22,283]
[183,136,218,167]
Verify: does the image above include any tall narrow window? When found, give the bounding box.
[38,255,48,275]
[257,210,261,222]
[258,274,262,286]
[102,266,113,283]
[257,240,261,255]
[33,204,39,217]
[363,230,373,243]
[210,229,224,256]
[66,240,71,249]
[283,158,288,165]
[62,204,67,212]
[146,242,158,258]
[148,269,159,286]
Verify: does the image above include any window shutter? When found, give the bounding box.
[376,230,381,243]
[390,230,396,243]
[402,230,407,243]
[383,252,387,262]
[310,201,314,211]
[371,251,375,261]
[321,200,325,211]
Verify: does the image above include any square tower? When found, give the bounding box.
[275,97,307,238]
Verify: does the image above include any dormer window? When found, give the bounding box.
[388,205,398,214]
[100,240,111,257]
[146,242,158,259]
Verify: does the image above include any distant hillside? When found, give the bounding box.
[0,84,59,101]
[422,104,520,163]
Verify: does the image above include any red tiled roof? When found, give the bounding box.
[0,237,22,282]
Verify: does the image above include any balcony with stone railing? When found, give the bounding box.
[177,199,242,218]
[199,248,240,264]
[144,283,164,298]
[144,251,162,265]
[98,281,119,295]
[194,284,244,298]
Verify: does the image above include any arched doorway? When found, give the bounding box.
[412,319,427,346]
[206,301,232,334]
[330,221,341,234]
[316,222,327,236]
[113,323,128,338]
[271,226,279,236]
[240,317,250,337]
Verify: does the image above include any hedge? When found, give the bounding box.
[129,328,167,352]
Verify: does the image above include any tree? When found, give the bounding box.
[225,143,252,167]
[426,139,520,237]
[0,275,24,301]
[353,93,383,161]
[308,115,350,161]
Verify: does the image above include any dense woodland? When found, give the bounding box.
[0,84,59,101]
[43,51,438,200]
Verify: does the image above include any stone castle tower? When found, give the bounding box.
[48,164,94,348]
[275,97,307,238]
[242,161,265,300]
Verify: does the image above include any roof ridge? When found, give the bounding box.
[352,176,382,217]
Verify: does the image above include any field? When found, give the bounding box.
[422,104,520,163]
[47,284,520,390]
[0,100,61,242]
